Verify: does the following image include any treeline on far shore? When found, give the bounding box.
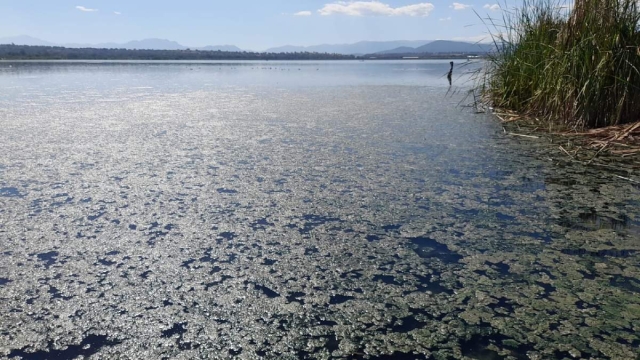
[0,44,486,61]
[0,44,356,60]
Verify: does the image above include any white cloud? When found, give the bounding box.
[450,2,471,10]
[439,17,452,21]
[76,6,98,12]
[114,11,122,15]
[318,1,435,17]
[294,11,312,16]
[483,4,500,11]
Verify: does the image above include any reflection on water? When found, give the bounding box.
[0,61,639,359]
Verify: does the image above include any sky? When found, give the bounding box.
[0,0,519,50]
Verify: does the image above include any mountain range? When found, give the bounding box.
[264,40,433,55]
[0,35,242,52]
[0,35,492,55]
[375,40,494,55]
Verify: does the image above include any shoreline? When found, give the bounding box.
[494,110,640,174]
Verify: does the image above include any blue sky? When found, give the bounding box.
[0,0,511,50]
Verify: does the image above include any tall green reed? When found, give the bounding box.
[480,0,640,129]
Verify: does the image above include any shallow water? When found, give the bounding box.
[0,60,639,359]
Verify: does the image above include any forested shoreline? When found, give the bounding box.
[0,44,483,61]
[0,44,356,60]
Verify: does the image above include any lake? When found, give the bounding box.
[0,60,639,359]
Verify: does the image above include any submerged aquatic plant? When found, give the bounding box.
[479,0,640,130]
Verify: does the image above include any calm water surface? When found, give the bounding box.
[0,61,639,359]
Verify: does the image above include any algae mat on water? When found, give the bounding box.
[0,66,639,359]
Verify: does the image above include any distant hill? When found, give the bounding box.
[105,38,186,50]
[377,40,494,55]
[265,40,432,55]
[376,46,421,54]
[414,40,494,53]
[0,35,243,52]
[0,35,55,47]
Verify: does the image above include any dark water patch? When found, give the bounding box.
[382,224,402,231]
[340,270,363,279]
[87,212,105,221]
[534,268,557,280]
[487,262,510,276]
[140,270,152,279]
[412,273,455,295]
[578,270,596,280]
[204,275,232,290]
[457,208,480,217]
[147,230,169,245]
[229,348,243,356]
[553,350,578,359]
[346,352,429,360]
[106,250,119,256]
[7,334,121,360]
[496,213,516,222]
[461,333,531,360]
[181,259,196,268]
[535,282,556,297]
[111,219,120,225]
[217,188,238,194]
[366,235,381,242]
[161,322,187,338]
[286,291,305,304]
[97,258,116,266]
[388,316,427,333]
[48,286,73,300]
[561,248,636,258]
[252,217,275,230]
[0,278,12,286]
[255,284,280,298]
[575,300,600,310]
[329,295,355,305]
[610,275,640,293]
[164,224,174,231]
[199,247,215,263]
[36,251,59,268]
[315,316,338,326]
[263,258,277,265]
[299,214,342,234]
[220,253,237,264]
[218,231,236,241]
[409,237,463,263]
[373,275,399,285]
[0,187,22,197]
[488,297,516,314]
[322,335,340,352]
[128,224,137,230]
[305,247,319,256]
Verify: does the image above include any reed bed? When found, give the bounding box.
[479,0,640,131]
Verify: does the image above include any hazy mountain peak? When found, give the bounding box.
[0,35,56,46]
[264,40,433,55]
